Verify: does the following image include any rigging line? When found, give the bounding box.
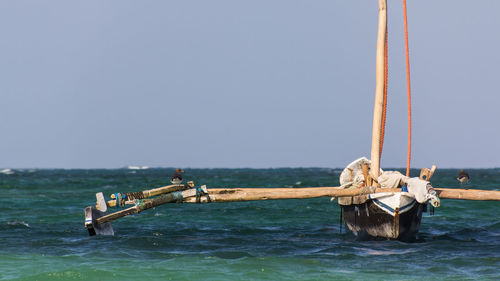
[403,0,412,177]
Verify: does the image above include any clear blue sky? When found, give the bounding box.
[1,1,499,169]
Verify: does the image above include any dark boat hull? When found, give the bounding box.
[342,199,425,240]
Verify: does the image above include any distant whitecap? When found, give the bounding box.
[7,220,30,228]
[0,168,14,175]
[127,166,149,170]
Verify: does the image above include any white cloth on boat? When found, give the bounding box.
[339,157,383,187]
[337,157,440,207]
[377,171,409,188]
[406,177,440,207]
[338,157,383,206]
[378,171,441,207]
[406,178,429,203]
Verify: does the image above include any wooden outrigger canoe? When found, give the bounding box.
[83,0,499,239]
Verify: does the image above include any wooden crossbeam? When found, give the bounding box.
[183,186,398,203]
[105,182,194,208]
[182,186,500,203]
[434,188,500,201]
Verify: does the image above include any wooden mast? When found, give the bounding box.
[370,0,387,185]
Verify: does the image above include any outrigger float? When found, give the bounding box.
[84,0,500,240]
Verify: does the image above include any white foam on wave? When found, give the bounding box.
[0,168,14,175]
[7,220,30,228]
[361,248,417,256]
[127,166,149,170]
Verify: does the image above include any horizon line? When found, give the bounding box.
[1,166,498,170]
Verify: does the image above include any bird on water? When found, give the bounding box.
[171,168,184,184]
[457,169,470,187]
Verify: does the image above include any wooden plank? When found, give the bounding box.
[144,182,194,197]
[419,165,437,181]
[183,187,401,203]
[182,186,500,203]
[96,192,108,211]
[434,188,500,201]
[106,183,193,207]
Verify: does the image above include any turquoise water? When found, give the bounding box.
[1,168,499,280]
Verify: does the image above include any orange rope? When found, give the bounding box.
[402,0,412,177]
[379,28,388,158]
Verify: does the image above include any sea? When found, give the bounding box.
[1,168,499,280]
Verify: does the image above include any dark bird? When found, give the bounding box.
[457,169,470,187]
[171,168,184,184]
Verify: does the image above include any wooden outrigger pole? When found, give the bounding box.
[183,187,500,203]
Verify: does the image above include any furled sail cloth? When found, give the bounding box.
[338,157,440,207]
[338,157,382,205]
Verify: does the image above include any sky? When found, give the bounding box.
[1,1,499,169]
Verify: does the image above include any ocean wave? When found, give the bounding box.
[127,166,149,170]
[358,248,418,256]
[210,250,255,259]
[6,220,30,228]
[0,168,14,175]
[419,229,482,243]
